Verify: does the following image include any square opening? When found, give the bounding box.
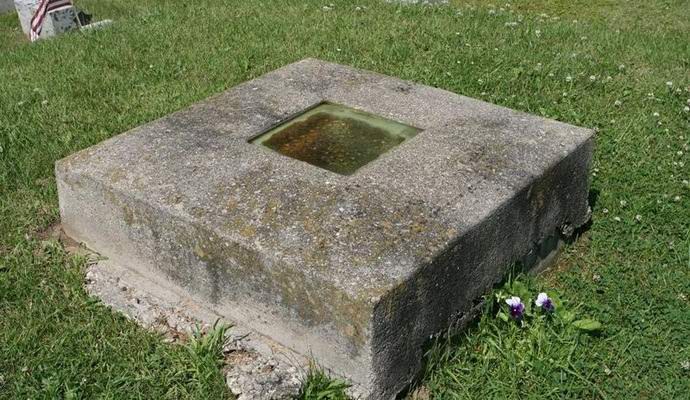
[250,102,421,175]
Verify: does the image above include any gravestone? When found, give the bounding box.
[14,0,80,40]
[56,59,593,399]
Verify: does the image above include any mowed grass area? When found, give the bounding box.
[1,0,688,399]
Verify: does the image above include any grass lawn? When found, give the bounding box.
[1,0,688,398]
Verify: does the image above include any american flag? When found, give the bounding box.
[30,0,73,41]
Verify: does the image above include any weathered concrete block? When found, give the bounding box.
[56,59,593,399]
[14,0,80,40]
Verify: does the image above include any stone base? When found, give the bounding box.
[82,228,570,399]
[57,59,593,399]
[85,257,308,400]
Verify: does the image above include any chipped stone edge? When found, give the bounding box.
[81,249,313,400]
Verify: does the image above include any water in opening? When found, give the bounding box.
[250,102,421,175]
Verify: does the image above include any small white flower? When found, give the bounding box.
[666,81,673,87]
[535,30,541,37]
[41,100,48,105]
[674,196,681,202]
[535,292,555,311]
[614,216,621,222]
[602,208,609,214]
[505,296,522,307]
[618,64,625,71]
[589,75,596,81]
[614,100,622,107]
[684,106,689,113]
[681,360,690,371]
[566,75,573,82]
[593,274,602,282]
[635,214,642,222]
[505,296,525,319]
[653,112,660,117]
[620,200,627,207]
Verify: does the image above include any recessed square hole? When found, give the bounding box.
[250,102,421,175]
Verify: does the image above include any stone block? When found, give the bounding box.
[56,59,593,399]
[14,0,80,40]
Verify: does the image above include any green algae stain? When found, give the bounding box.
[175,225,373,354]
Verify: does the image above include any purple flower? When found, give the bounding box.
[535,292,555,312]
[505,296,525,320]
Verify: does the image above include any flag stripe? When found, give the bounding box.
[29,0,74,41]
[46,0,73,12]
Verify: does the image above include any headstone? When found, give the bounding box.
[14,0,80,41]
[56,59,594,399]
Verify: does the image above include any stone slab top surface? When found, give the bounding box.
[57,58,593,300]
